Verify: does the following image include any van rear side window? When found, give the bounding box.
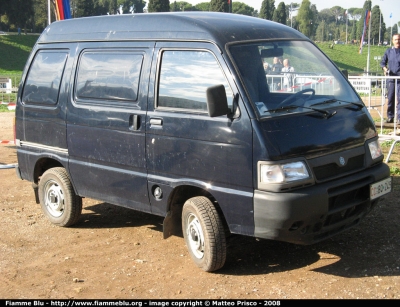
[76,51,143,102]
[22,50,68,105]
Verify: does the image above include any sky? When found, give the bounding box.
[182,0,399,28]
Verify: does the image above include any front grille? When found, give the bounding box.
[313,179,372,242]
[313,154,365,181]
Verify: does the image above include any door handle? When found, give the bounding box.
[129,114,141,131]
[150,118,163,126]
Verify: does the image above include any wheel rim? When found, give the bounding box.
[43,179,65,217]
[186,213,205,259]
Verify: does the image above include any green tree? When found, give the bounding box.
[392,24,398,39]
[347,7,362,21]
[120,0,145,13]
[33,0,51,32]
[2,0,34,32]
[75,0,95,17]
[351,18,357,41]
[108,0,118,14]
[315,19,327,41]
[148,0,170,12]
[317,9,335,24]
[310,3,317,37]
[232,2,254,16]
[259,0,275,20]
[170,1,194,11]
[297,0,314,38]
[195,2,210,11]
[356,0,371,42]
[209,0,227,12]
[370,5,384,45]
[272,2,286,25]
[286,2,299,27]
[330,6,344,24]
[171,1,179,11]
[347,7,362,42]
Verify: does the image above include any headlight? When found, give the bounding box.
[368,140,383,160]
[260,161,310,184]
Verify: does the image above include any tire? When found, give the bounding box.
[38,167,82,227]
[182,196,227,272]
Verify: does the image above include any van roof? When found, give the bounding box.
[38,12,307,46]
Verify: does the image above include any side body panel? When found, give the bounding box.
[15,44,72,181]
[145,42,255,234]
[66,41,154,212]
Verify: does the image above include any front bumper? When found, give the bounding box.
[254,163,391,245]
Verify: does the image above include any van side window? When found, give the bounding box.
[76,51,143,102]
[22,51,68,105]
[158,50,232,111]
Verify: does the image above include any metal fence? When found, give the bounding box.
[349,75,400,162]
[0,75,19,110]
[267,73,335,94]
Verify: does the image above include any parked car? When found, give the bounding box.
[14,12,392,272]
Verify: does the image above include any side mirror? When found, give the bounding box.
[206,84,229,117]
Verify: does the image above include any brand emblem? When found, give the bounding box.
[339,156,346,166]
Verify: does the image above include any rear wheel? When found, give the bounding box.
[182,196,226,272]
[39,167,82,227]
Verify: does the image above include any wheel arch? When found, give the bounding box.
[33,157,65,184]
[32,157,71,204]
[162,184,229,239]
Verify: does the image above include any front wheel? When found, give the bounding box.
[38,167,82,227]
[182,196,226,272]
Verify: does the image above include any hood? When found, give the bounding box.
[260,107,377,160]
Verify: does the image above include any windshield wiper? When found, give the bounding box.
[310,99,338,106]
[347,101,364,109]
[311,99,364,110]
[269,105,336,118]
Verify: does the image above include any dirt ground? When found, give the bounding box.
[0,111,399,300]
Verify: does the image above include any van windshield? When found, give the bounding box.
[229,40,360,118]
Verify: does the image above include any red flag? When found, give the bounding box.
[56,0,65,20]
[359,10,370,54]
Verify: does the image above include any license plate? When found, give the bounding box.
[370,177,392,200]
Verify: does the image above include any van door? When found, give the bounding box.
[146,42,254,232]
[67,42,154,212]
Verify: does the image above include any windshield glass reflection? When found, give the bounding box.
[229,40,360,118]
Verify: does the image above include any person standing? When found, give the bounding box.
[282,58,295,90]
[263,61,271,75]
[380,33,400,124]
[271,57,283,72]
[271,57,283,90]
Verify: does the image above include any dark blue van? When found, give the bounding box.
[14,12,391,271]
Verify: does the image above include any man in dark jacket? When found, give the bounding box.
[380,33,400,124]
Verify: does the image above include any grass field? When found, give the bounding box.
[0,35,391,77]
[0,34,39,76]
[316,42,388,74]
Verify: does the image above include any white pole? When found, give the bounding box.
[379,11,381,44]
[48,0,51,25]
[367,11,371,75]
[346,10,348,45]
[390,13,393,46]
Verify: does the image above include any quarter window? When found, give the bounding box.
[22,50,68,105]
[158,50,232,112]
